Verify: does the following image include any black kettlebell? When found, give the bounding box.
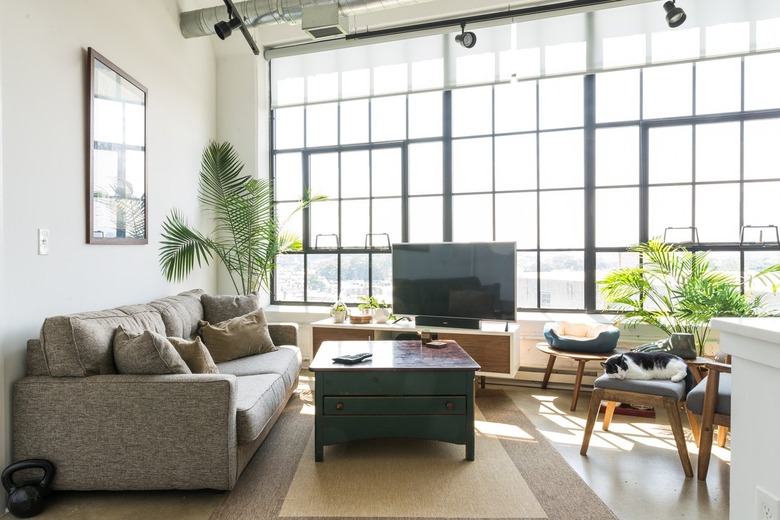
[1,459,55,518]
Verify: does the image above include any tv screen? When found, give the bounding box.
[392,242,517,327]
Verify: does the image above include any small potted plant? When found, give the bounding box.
[329,301,348,323]
[357,295,392,323]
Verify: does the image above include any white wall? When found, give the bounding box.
[0,0,218,480]
[213,53,266,298]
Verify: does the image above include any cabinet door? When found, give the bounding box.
[440,333,510,374]
[312,327,375,356]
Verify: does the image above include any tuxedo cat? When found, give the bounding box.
[601,351,694,391]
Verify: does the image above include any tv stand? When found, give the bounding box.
[415,315,481,330]
[310,318,520,380]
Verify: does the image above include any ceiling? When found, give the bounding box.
[181,0,625,58]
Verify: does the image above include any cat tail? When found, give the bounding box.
[684,367,695,394]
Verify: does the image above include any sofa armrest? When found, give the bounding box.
[13,374,239,491]
[268,322,298,346]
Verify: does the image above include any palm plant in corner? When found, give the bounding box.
[599,238,780,355]
[159,141,325,295]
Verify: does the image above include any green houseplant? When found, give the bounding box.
[329,301,348,323]
[599,239,780,355]
[357,295,392,323]
[159,141,324,295]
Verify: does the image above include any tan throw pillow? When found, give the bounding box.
[201,293,259,325]
[113,326,191,375]
[198,308,277,363]
[168,336,219,374]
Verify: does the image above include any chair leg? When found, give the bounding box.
[717,425,729,447]
[602,401,617,430]
[685,407,701,447]
[662,397,694,478]
[697,370,721,480]
[580,388,605,456]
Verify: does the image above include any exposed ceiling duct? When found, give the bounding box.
[180,0,436,40]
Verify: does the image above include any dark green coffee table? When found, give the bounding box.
[309,340,480,461]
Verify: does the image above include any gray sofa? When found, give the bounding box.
[12,289,301,491]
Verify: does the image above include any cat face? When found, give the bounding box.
[601,354,628,379]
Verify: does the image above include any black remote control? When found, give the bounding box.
[332,353,373,365]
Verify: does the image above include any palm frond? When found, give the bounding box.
[159,209,216,282]
[159,141,324,295]
[599,238,780,355]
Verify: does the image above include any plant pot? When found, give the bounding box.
[374,308,391,324]
[330,310,347,323]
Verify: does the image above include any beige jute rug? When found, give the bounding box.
[211,389,617,520]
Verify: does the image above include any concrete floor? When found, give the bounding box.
[1,375,729,520]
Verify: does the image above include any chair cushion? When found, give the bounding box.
[594,374,686,401]
[543,321,620,353]
[686,373,731,416]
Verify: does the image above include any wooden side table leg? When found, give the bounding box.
[571,360,587,411]
[541,354,556,389]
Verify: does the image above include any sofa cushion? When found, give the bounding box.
[218,345,301,389]
[113,327,191,375]
[234,373,289,444]
[201,293,259,325]
[40,305,167,377]
[147,289,205,339]
[168,336,219,374]
[199,308,276,363]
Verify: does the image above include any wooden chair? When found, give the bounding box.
[684,359,731,480]
[580,374,693,478]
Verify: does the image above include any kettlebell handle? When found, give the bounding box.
[1,459,55,492]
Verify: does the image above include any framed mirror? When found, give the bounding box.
[87,47,147,244]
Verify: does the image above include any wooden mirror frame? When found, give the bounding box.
[87,48,148,244]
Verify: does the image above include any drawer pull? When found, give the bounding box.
[445,401,454,410]
[336,402,345,410]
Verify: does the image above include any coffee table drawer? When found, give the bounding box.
[319,371,472,396]
[323,396,466,415]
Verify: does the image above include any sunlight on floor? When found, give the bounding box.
[525,391,732,460]
[475,419,535,441]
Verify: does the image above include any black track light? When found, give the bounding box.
[663,1,687,28]
[455,24,476,49]
[213,0,260,55]
[215,17,242,40]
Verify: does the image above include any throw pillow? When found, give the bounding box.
[198,308,277,363]
[113,326,191,375]
[167,336,220,374]
[201,293,259,325]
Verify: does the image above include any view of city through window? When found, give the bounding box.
[271,12,780,312]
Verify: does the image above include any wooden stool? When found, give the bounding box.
[536,343,621,411]
[580,374,693,478]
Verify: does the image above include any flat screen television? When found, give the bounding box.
[392,242,517,329]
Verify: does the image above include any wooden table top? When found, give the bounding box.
[309,340,481,372]
[535,342,623,361]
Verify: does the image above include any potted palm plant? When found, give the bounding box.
[159,141,325,295]
[599,239,780,355]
